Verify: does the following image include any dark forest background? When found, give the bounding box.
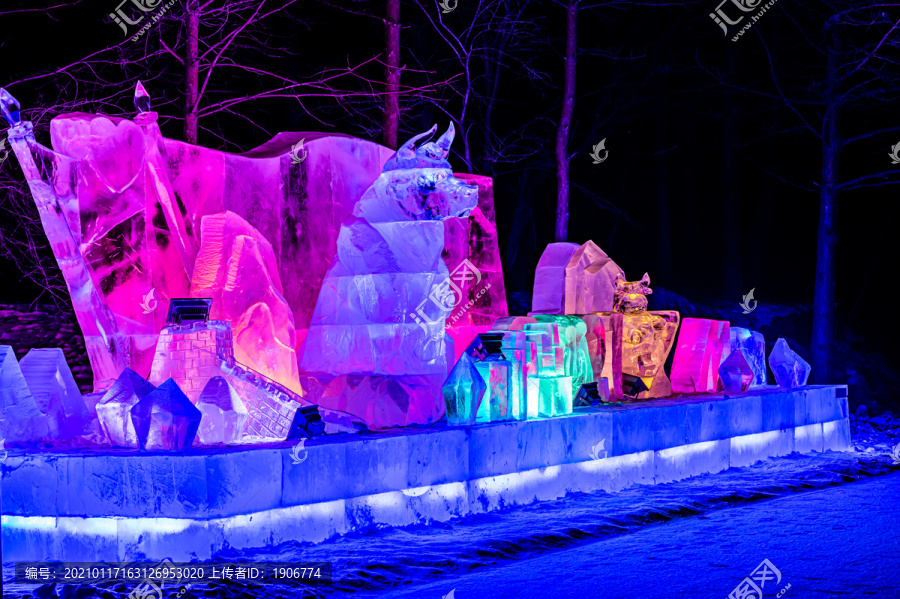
[1,0,899,399]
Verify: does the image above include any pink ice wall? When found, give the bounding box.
[44,114,507,390]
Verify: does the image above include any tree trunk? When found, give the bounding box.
[183,0,200,144]
[483,33,508,175]
[554,0,577,242]
[382,0,401,150]
[812,18,840,384]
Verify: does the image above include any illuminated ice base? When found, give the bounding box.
[1,385,849,562]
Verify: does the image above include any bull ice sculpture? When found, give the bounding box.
[300,123,479,429]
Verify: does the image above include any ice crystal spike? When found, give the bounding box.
[769,338,811,389]
[130,378,202,450]
[719,347,754,394]
[0,88,21,126]
[134,81,151,114]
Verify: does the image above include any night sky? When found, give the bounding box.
[2,0,898,363]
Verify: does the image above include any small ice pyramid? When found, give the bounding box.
[769,338,811,389]
[196,376,248,444]
[0,345,49,443]
[19,348,91,439]
[96,368,156,447]
[718,348,754,394]
[443,351,487,426]
[131,379,202,450]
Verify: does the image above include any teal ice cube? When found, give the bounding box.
[531,315,593,397]
[474,359,513,422]
[536,376,573,417]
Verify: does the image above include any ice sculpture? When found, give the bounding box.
[496,330,528,420]
[148,319,233,402]
[0,346,50,443]
[564,241,625,314]
[581,317,606,371]
[582,312,622,400]
[189,211,301,394]
[442,174,509,329]
[2,91,135,390]
[18,348,91,439]
[471,333,514,423]
[670,318,731,394]
[536,376,574,417]
[443,332,524,425]
[613,274,680,400]
[130,378,203,450]
[195,376,249,444]
[148,317,326,441]
[521,322,573,417]
[443,352,487,426]
[728,327,767,387]
[769,338,811,389]
[96,368,157,447]
[532,243,579,314]
[532,241,624,315]
[491,318,541,417]
[3,84,507,396]
[531,315,592,397]
[489,316,577,418]
[492,316,538,331]
[718,348,754,394]
[300,124,478,428]
[1,88,21,125]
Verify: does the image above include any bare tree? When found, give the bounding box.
[411,0,549,173]
[555,0,578,242]
[383,0,401,148]
[703,0,900,381]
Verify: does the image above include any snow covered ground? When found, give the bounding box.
[3,412,898,599]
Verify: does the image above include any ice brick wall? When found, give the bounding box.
[148,320,233,402]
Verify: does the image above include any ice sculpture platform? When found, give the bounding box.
[1,385,849,562]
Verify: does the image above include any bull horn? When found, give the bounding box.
[398,124,437,159]
[436,122,455,156]
[382,124,437,171]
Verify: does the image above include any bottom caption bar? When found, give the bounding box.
[15,561,333,586]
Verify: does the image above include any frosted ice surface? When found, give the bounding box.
[769,338,811,389]
[196,376,249,445]
[96,368,156,447]
[0,345,49,443]
[130,378,202,450]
